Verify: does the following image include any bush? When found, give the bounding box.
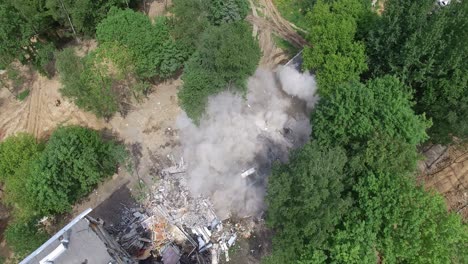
[4,218,48,259]
[16,89,30,101]
[302,0,368,94]
[0,133,42,181]
[178,22,260,120]
[170,0,210,57]
[312,76,431,146]
[26,126,127,215]
[208,0,249,25]
[96,8,184,79]
[57,43,145,118]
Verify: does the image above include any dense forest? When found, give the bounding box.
[0,0,467,263]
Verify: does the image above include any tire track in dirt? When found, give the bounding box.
[0,73,107,141]
[247,0,308,68]
[26,73,42,138]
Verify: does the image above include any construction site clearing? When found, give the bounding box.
[21,156,260,264]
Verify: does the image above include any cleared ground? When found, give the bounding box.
[420,144,468,219]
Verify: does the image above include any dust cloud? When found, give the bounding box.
[177,66,318,218]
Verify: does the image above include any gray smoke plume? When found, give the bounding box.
[176,66,318,218]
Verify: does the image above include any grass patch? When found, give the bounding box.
[273,0,313,28]
[273,35,300,56]
[16,89,30,101]
[132,180,149,203]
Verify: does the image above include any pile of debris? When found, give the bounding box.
[107,156,257,263]
[145,157,240,263]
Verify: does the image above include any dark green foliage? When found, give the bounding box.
[366,0,468,142]
[348,172,467,263]
[0,0,132,75]
[178,22,260,120]
[4,218,48,259]
[6,0,131,38]
[0,1,38,68]
[302,0,368,94]
[96,8,183,79]
[208,0,249,25]
[45,0,131,36]
[312,76,430,163]
[265,142,351,263]
[31,41,55,77]
[0,133,42,181]
[0,1,54,76]
[170,0,210,58]
[27,126,126,215]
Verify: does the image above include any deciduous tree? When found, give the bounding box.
[312,75,430,147]
[96,7,183,79]
[178,22,260,121]
[366,0,468,142]
[302,0,368,94]
[26,126,126,215]
[265,142,351,263]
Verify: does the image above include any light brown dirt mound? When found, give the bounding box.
[419,144,468,219]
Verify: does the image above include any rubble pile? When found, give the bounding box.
[146,157,242,263]
[149,158,218,228]
[109,157,257,263]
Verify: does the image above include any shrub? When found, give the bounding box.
[27,126,127,215]
[4,218,48,259]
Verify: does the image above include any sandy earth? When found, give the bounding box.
[71,77,182,216]
[0,74,106,141]
[248,0,307,68]
[419,144,468,219]
[146,0,173,20]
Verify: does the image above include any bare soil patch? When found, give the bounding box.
[0,73,106,140]
[145,0,173,20]
[419,144,468,219]
[247,0,307,68]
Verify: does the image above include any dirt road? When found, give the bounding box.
[247,0,307,68]
[0,74,106,140]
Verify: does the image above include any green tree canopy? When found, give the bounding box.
[312,75,430,146]
[178,21,260,121]
[366,0,468,142]
[0,0,54,74]
[208,0,249,25]
[26,126,126,215]
[302,0,368,94]
[56,44,146,118]
[264,142,351,263]
[45,0,131,36]
[170,0,210,58]
[96,7,183,79]
[0,1,33,68]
